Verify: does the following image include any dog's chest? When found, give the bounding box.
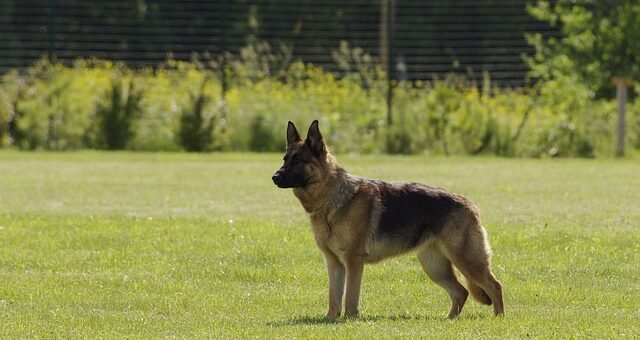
[311,217,398,263]
[310,215,353,256]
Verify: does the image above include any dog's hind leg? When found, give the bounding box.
[417,246,469,318]
[453,258,503,316]
[446,229,504,316]
[466,280,492,305]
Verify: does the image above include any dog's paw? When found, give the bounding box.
[344,310,359,318]
[325,312,340,321]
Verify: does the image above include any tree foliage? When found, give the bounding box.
[526,0,640,98]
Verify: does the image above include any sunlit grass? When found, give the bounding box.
[0,151,638,337]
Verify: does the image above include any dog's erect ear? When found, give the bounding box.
[305,120,325,155]
[286,121,302,147]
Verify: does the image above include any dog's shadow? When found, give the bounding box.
[269,312,487,326]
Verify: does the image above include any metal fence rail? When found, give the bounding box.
[0,0,556,86]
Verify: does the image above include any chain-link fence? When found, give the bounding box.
[1,0,556,86]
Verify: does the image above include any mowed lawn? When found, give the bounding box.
[0,151,638,338]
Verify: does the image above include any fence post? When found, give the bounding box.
[379,0,388,71]
[385,0,396,127]
[46,0,58,149]
[613,77,631,157]
[219,1,229,122]
[47,0,55,61]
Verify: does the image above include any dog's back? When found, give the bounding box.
[370,180,471,249]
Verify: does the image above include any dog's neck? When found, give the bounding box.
[293,162,361,216]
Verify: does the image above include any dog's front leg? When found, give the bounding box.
[324,252,345,320]
[344,253,365,317]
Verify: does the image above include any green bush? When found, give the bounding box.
[629,92,640,152]
[1,60,113,150]
[178,75,217,152]
[0,57,636,157]
[12,61,98,150]
[129,60,228,151]
[0,71,25,147]
[249,114,283,152]
[95,71,144,150]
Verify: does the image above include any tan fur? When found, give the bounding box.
[277,121,504,319]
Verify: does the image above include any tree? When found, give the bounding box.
[526,0,640,99]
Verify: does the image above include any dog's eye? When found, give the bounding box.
[291,156,303,164]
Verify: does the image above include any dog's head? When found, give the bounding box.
[272,120,327,188]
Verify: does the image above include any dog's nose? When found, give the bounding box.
[272,172,282,185]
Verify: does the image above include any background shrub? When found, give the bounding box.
[95,70,144,150]
[0,57,636,157]
[0,71,25,147]
[178,75,218,152]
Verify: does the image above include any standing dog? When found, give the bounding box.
[272,120,503,319]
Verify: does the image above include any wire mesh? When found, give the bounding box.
[0,0,556,87]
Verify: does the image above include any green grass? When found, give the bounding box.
[0,151,638,337]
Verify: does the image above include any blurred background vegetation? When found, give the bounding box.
[0,0,638,157]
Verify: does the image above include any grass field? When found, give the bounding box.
[0,151,639,337]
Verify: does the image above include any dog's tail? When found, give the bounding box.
[466,280,492,305]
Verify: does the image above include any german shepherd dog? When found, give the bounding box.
[272,121,503,319]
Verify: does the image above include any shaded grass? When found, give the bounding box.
[0,151,639,337]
